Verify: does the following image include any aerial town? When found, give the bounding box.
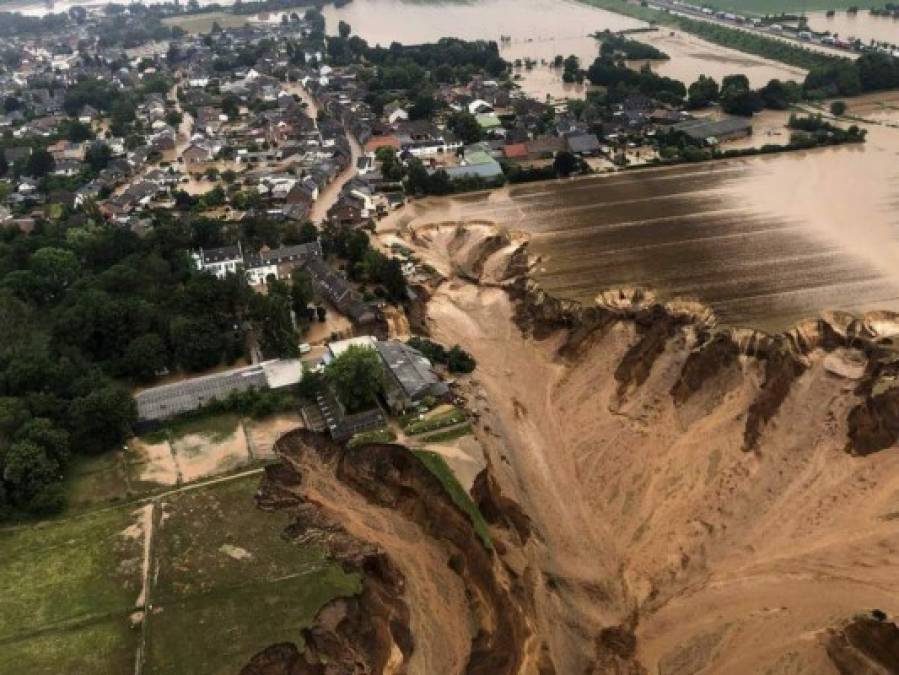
[2,0,899,673]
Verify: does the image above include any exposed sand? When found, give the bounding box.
[394,223,899,673]
[128,437,180,487]
[245,413,303,459]
[172,430,251,483]
[280,444,474,674]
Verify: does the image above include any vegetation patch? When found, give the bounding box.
[581,0,840,70]
[145,475,361,674]
[421,424,473,444]
[161,11,250,34]
[413,450,492,549]
[347,427,397,449]
[404,408,468,435]
[0,506,144,673]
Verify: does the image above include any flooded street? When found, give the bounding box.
[383,124,899,331]
[323,0,805,100]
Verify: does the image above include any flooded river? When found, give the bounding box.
[323,0,805,99]
[384,122,899,331]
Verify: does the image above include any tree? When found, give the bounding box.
[122,333,168,381]
[830,100,847,116]
[0,150,7,178]
[687,75,719,109]
[338,19,351,38]
[446,345,476,373]
[67,385,137,454]
[553,151,578,177]
[15,417,70,466]
[759,79,792,110]
[447,111,482,145]
[325,345,384,413]
[721,74,750,92]
[25,149,54,178]
[66,120,94,143]
[85,141,112,172]
[720,84,763,117]
[30,247,80,301]
[170,316,226,371]
[2,440,60,506]
[409,91,438,120]
[290,267,315,316]
[251,281,298,359]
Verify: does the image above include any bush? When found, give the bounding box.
[407,337,476,373]
[830,100,847,116]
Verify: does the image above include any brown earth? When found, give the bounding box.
[243,429,537,674]
[386,223,899,674]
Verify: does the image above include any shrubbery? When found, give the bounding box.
[407,337,476,373]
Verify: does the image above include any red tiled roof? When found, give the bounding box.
[503,143,528,159]
[364,135,401,152]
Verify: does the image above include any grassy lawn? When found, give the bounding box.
[347,427,397,448]
[161,11,250,34]
[145,475,361,674]
[404,408,468,436]
[63,452,130,510]
[142,412,242,444]
[0,618,138,675]
[413,450,492,549]
[421,423,473,443]
[0,507,144,673]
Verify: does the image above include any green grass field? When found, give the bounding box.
[0,475,361,674]
[145,475,360,674]
[161,11,250,34]
[0,507,144,674]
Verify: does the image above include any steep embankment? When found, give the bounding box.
[400,223,899,674]
[242,430,536,675]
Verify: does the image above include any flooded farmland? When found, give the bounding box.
[807,9,899,47]
[323,0,805,99]
[384,123,899,331]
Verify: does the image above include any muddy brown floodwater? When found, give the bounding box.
[382,122,899,332]
[323,0,805,100]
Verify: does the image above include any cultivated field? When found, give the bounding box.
[161,11,250,34]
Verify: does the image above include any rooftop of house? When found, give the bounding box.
[376,340,449,401]
[671,116,752,140]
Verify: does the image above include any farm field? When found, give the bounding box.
[161,11,250,34]
[0,474,359,674]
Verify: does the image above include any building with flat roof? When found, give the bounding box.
[134,359,302,423]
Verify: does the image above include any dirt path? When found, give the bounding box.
[133,502,156,675]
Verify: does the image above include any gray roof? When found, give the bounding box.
[566,133,601,154]
[443,161,504,181]
[245,241,322,269]
[135,364,268,422]
[671,117,752,140]
[201,244,242,264]
[376,341,449,401]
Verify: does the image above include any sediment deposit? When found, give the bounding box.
[401,223,899,674]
